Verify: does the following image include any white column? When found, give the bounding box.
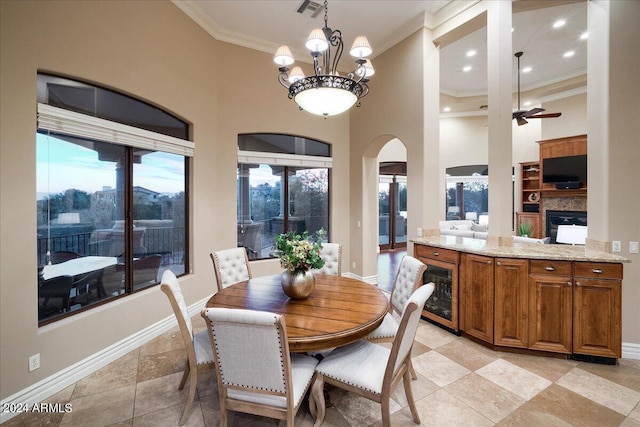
[486,0,513,242]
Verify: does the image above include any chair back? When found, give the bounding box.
[50,251,81,264]
[203,307,293,408]
[390,256,427,314]
[388,283,435,378]
[210,247,252,291]
[313,243,342,276]
[160,270,194,341]
[39,275,75,312]
[133,254,162,289]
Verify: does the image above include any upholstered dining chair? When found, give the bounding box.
[364,255,427,379]
[202,307,319,427]
[309,283,435,427]
[313,243,342,276]
[160,270,215,425]
[210,247,252,292]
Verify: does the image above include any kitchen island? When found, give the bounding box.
[412,236,629,363]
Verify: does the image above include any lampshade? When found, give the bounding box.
[556,225,588,245]
[274,45,294,66]
[350,36,372,58]
[356,59,375,78]
[465,212,478,221]
[479,214,489,226]
[294,87,358,117]
[287,66,304,84]
[448,206,460,214]
[305,29,329,52]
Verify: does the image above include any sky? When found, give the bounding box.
[36,133,185,199]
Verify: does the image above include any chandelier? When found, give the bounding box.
[273,0,374,117]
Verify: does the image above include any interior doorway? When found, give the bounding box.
[378,161,407,251]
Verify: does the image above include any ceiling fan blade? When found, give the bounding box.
[529,112,562,118]
[517,116,528,126]
[523,108,545,117]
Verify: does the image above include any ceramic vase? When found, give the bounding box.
[280,269,315,299]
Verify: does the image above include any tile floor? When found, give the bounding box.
[6,251,640,426]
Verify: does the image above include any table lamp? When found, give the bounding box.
[556,225,588,245]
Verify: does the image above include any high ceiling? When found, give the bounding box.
[173,0,587,113]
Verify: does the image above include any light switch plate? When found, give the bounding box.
[630,241,639,254]
[612,241,621,253]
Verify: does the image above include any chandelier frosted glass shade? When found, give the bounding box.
[288,75,367,117]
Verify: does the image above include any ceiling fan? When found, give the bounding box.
[513,51,561,126]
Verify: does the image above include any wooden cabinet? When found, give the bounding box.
[517,161,541,238]
[573,262,622,358]
[516,213,541,239]
[528,260,573,354]
[494,258,529,348]
[460,253,494,343]
[415,245,460,332]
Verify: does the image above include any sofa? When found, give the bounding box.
[438,220,550,244]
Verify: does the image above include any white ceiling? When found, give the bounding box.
[173,0,587,112]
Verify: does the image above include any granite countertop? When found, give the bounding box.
[412,236,630,263]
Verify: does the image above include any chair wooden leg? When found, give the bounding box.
[311,375,325,427]
[178,363,190,390]
[381,396,391,427]
[408,358,417,380]
[179,367,197,425]
[403,370,420,424]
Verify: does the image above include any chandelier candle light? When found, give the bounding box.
[273,0,374,117]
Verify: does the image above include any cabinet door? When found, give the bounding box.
[528,274,573,353]
[494,259,529,348]
[573,278,622,358]
[461,254,494,343]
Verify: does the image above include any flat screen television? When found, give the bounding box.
[542,154,587,184]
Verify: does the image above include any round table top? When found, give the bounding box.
[206,273,389,352]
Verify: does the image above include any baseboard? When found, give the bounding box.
[623,342,640,360]
[342,271,377,285]
[0,295,210,424]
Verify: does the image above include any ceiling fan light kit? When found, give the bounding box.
[273,0,373,117]
[513,51,562,126]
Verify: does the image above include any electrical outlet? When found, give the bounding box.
[352,261,356,269]
[630,241,639,254]
[29,354,40,372]
[417,227,423,237]
[612,241,622,253]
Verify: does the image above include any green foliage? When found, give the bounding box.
[275,230,325,272]
[518,222,532,237]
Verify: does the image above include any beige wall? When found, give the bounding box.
[541,93,587,140]
[0,0,350,399]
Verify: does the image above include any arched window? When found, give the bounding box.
[36,73,191,325]
[237,134,331,260]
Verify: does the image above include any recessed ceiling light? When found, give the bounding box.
[580,32,589,40]
[563,50,575,58]
[443,107,451,112]
[466,50,476,57]
[524,101,532,107]
[463,65,472,72]
[522,66,532,73]
[553,19,566,29]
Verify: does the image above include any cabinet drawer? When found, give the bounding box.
[574,262,622,280]
[530,260,572,276]
[415,245,459,264]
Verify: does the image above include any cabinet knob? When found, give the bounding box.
[496,261,502,266]
[487,260,492,265]
[433,252,439,256]
[575,281,582,287]
[592,269,603,274]
[567,281,572,287]
[545,266,556,271]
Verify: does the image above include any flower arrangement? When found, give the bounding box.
[275,230,325,273]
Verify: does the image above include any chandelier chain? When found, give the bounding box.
[324,0,328,30]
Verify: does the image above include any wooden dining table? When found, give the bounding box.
[206,273,390,352]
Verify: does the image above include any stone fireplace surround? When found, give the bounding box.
[541,195,587,239]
